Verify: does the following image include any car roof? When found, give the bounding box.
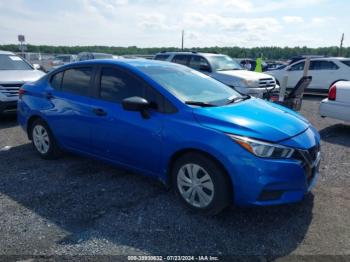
[291,57,350,63]
[0,50,15,55]
[51,58,184,72]
[155,51,226,57]
[78,52,112,55]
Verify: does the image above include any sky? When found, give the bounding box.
[0,0,348,48]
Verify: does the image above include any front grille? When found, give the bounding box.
[258,78,276,88]
[308,144,320,162]
[0,83,23,97]
[292,144,321,186]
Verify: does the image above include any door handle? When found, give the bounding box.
[92,108,107,116]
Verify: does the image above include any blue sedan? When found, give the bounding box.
[17,59,321,215]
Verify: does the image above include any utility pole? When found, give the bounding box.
[339,33,344,57]
[181,30,184,51]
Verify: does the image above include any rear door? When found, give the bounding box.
[89,65,167,175]
[46,66,97,151]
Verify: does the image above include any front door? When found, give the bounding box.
[90,66,163,175]
[286,61,305,88]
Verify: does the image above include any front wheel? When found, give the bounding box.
[31,119,61,159]
[172,152,232,215]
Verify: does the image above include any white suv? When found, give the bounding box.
[0,51,45,114]
[154,52,279,98]
[266,57,350,92]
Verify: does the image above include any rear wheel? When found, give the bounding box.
[30,119,61,159]
[172,152,232,215]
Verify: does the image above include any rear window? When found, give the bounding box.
[61,67,93,96]
[340,60,350,67]
[154,54,170,61]
[50,72,63,89]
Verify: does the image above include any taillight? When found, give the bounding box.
[328,85,336,101]
[18,88,26,99]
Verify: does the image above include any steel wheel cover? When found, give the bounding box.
[177,163,214,208]
[32,125,50,154]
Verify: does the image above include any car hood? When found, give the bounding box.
[214,70,274,80]
[193,98,310,143]
[0,70,45,84]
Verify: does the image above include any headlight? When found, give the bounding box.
[240,79,259,88]
[228,134,294,158]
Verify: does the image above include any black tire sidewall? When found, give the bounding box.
[172,152,232,215]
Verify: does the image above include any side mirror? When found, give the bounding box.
[199,64,210,72]
[286,66,292,71]
[33,64,41,70]
[122,96,150,118]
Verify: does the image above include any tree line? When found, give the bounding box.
[1,44,349,60]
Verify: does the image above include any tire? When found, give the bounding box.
[172,152,232,216]
[30,118,61,159]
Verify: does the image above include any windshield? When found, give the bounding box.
[206,55,242,71]
[341,60,350,67]
[137,64,242,106]
[0,54,33,70]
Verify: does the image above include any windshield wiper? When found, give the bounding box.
[225,95,250,105]
[185,101,217,107]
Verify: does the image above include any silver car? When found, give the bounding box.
[154,52,279,98]
[0,51,45,114]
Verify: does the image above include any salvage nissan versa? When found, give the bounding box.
[18,59,321,215]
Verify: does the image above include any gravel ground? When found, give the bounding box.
[0,96,349,261]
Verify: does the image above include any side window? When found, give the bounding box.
[145,86,163,110]
[145,86,177,113]
[154,54,170,61]
[189,56,210,70]
[172,55,189,66]
[50,71,63,89]
[61,67,93,96]
[310,60,339,70]
[100,67,145,103]
[289,61,305,71]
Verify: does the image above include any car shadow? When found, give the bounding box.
[319,123,350,147]
[0,143,314,257]
[0,114,18,129]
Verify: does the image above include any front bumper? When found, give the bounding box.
[229,129,320,207]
